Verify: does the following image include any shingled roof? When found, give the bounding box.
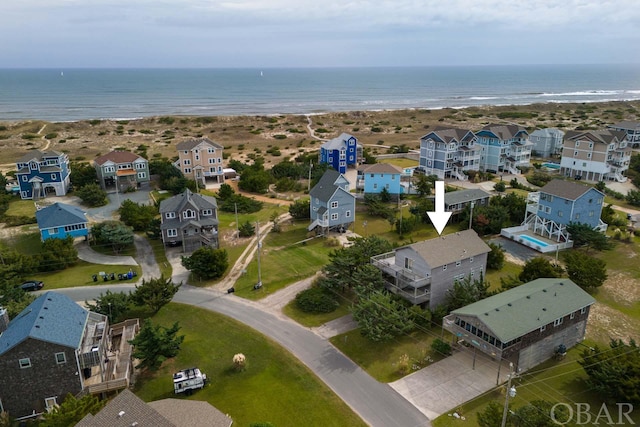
[405,229,490,268]
[452,278,595,343]
[539,179,602,201]
[422,127,476,143]
[94,151,146,166]
[321,133,356,150]
[16,150,64,164]
[159,189,218,213]
[0,292,88,356]
[564,129,627,144]
[444,188,491,206]
[176,137,224,151]
[478,124,528,140]
[35,202,87,229]
[309,169,351,202]
[359,163,403,174]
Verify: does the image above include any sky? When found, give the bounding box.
[1,0,639,68]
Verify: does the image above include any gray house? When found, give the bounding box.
[0,292,140,420]
[159,189,219,252]
[371,230,490,308]
[608,121,640,148]
[529,128,565,158]
[443,278,595,372]
[308,170,356,234]
[444,188,491,216]
[93,151,150,192]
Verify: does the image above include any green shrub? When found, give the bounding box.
[21,133,38,140]
[295,287,339,314]
[431,338,451,356]
[44,132,58,139]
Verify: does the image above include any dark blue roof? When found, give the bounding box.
[0,292,88,355]
[35,202,87,229]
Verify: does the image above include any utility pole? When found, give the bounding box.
[255,221,262,289]
[501,362,516,427]
[468,201,475,230]
[308,160,313,192]
[234,202,239,239]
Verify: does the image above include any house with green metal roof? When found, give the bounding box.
[0,292,138,420]
[443,278,595,372]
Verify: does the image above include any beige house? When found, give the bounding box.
[175,138,225,186]
[559,129,631,182]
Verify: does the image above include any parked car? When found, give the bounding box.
[19,280,44,292]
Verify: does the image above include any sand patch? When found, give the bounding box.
[587,303,640,344]
[600,272,640,306]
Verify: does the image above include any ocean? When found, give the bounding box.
[0,65,639,122]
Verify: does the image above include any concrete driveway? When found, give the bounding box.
[390,346,509,419]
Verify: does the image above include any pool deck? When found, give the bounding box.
[500,226,573,254]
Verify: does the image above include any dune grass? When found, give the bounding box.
[134,303,366,427]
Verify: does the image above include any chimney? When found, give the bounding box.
[0,307,9,334]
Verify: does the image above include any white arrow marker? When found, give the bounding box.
[427,181,452,235]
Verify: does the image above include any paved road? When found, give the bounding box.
[56,285,430,427]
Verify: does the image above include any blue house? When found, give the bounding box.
[308,170,356,233]
[518,179,607,246]
[358,163,403,195]
[35,202,89,241]
[319,133,361,174]
[15,150,71,200]
[475,124,532,174]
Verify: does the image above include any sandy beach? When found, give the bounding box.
[1,100,639,171]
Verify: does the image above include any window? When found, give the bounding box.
[570,312,575,320]
[331,213,338,220]
[345,210,351,218]
[455,260,461,267]
[574,151,578,156]
[137,172,146,179]
[209,158,215,164]
[104,166,115,173]
[184,168,191,174]
[540,325,546,332]
[183,209,195,219]
[580,307,587,314]
[442,264,447,271]
[183,150,189,154]
[135,162,146,169]
[558,211,563,217]
[166,212,176,219]
[195,155,200,161]
[373,183,378,190]
[331,201,338,209]
[575,213,580,220]
[369,174,374,178]
[202,209,212,216]
[22,175,27,182]
[167,229,178,237]
[218,158,222,163]
[589,210,594,217]
[470,257,474,263]
[50,174,57,180]
[208,148,215,153]
[19,358,31,369]
[45,397,58,412]
[218,166,222,172]
[183,159,191,165]
[55,352,66,364]
[553,317,563,327]
[404,257,413,271]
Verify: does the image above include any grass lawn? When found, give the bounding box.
[5,199,37,217]
[8,230,43,255]
[134,303,366,427]
[378,158,419,168]
[282,291,354,327]
[233,222,335,299]
[330,328,449,383]
[29,260,142,289]
[484,261,522,292]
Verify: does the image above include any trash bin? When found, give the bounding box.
[127,271,133,279]
[227,287,235,294]
[110,273,116,280]
[92,274,98,282]
[103,275,108,281]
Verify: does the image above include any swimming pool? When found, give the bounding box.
[542,162,560,169]
[519,234,550,247]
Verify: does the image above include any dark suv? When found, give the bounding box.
[20,280,44,292]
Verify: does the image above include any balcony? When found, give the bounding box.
[371,252,431,305]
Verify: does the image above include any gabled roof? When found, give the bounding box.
[403,229,490,268]
[94,151,147,166]
[16,150,64,164]
[477,124,528,140]
[452,278,595,343]
[539,179,602,201]
[0,292,88,356]
[564,129,626,145]
[444,188,491,206]
[35,202,87,229]
[321,133,356,150]
[359,163,403,175]
[608,121,640,131]
[422,127,476,143]
[309,170,352,202]
[176,137,224,151]
[149,399,233,427]
[76,389,174,427]
[159,189,218,214]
